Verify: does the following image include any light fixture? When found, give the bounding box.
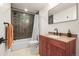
[24,8,28,12]
[48,3,53,6]
[48,3,59,8]
[26,19,29,23]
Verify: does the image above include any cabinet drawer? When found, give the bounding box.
[49,39,66,50]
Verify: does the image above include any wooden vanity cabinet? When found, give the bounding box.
[39,35,76,56]
[39,35,47,56]
[46,39,66,56]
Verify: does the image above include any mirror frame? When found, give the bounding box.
[48,3,78,24]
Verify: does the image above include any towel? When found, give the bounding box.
[6,23,14,49]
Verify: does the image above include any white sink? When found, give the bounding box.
[48,35,60,39]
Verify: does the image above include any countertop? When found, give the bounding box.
[40,34,76,43]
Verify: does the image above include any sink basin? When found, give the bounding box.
[47,35,60,39]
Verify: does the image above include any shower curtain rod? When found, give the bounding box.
[11,7,35,15]
[11,7,39,15]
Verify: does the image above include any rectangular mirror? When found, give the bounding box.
[48,3,78,24]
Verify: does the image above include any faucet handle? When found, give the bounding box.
[54,28,58,30]
[59,33,61,36]
[54,28,58,35]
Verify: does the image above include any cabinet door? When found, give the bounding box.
[47,43,65,56]
[39,35,47,56]
[46,43,51,56]
[39,39,43,56]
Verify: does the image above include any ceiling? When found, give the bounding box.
[11,3,48,14]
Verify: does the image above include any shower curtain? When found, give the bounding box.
[32,14,39,41]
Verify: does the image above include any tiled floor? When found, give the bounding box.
[8,46,39,56]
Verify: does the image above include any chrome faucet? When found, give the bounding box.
[54,28,58,35]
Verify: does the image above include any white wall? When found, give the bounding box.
[39,4,79,56]
[39,4,59,34]
[0,3,11,55]
[0,3,11,39]
[39,6,49,34]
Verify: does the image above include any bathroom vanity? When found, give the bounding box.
[39,33,77,56]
